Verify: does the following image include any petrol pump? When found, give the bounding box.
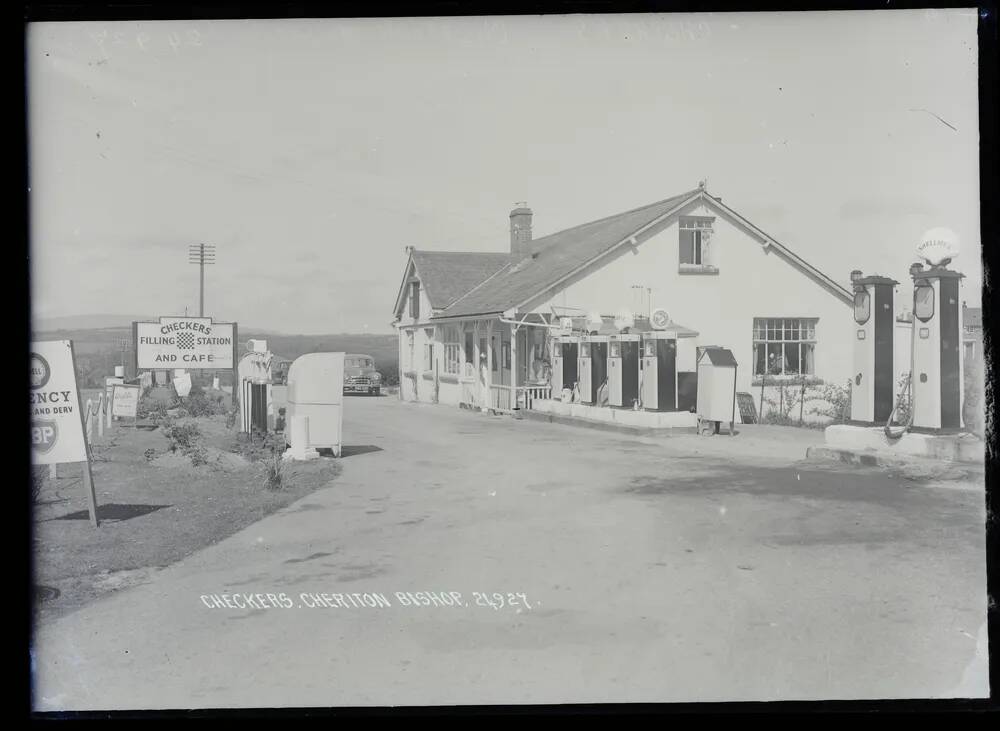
[640,331,678,411]
[607,333,640,407]
[578,335,608,404]
[849,271,898,424]
[552,336,579,396]
[909,263,964,431]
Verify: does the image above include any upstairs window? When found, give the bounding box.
[679,217,717,272]
[408,281,420,319]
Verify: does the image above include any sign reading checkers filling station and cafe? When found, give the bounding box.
[135,316,236,369]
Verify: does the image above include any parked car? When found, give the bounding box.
[343,354,382,395]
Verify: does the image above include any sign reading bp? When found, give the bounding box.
[136,317,235,369]
[30,340,88,465]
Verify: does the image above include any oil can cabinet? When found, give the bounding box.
[696,347,738,436]
[285,352,345,456]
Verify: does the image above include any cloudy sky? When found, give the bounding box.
[28,10,981,334]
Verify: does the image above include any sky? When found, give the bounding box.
[27,10,982,334]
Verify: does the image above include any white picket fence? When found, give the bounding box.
[83,391,112,444]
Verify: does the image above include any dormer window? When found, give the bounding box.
[679,217,718,274]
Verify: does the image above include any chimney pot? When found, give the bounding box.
[510,203,533,258]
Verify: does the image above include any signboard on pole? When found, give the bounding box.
[112,384,140,418]
[135,316,235,369]
[30,341,88,465]
[31,340,99,526]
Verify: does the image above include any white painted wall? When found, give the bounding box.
[527,200,854,416]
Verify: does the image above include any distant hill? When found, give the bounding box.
[33,314,158,331]
[31,322,400,387]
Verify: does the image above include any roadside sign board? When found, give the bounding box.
[30,340,88,465]
[105,376,124,404]
[111,384,140,418]
[135,317,235,369]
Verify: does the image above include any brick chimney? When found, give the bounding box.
[510,202,532,258]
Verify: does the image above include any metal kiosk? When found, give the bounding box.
[578,335,609,404]
[607,334,640,408]
[695,346,738,436]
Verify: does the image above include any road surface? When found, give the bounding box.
[32,396,989,708]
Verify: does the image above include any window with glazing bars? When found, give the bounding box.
[752,318,817,376]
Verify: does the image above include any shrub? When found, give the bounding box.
[184,385,228,418]
[807,382,851,424]
[233,427,285,463]
[188,446,210,467]
[161,420,203,455]
[137,396,171,421]
[891,372,912,425]
[144,448,157,463]
[260,453,285,491]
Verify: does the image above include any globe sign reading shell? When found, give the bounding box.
[916,227,960,267]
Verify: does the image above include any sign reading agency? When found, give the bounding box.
[30,340,88,465]
[136,317,235,369]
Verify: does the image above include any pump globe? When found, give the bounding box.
[916,227,960,266]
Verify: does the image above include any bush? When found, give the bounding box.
[137,396,171,421]
[233,427,285,463]
[807,382,851,424]
[183,385,228,418]
[260,453,285,491]
[891,372,912,425]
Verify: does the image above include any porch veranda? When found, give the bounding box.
[442,314,554,415]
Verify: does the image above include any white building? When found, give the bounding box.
[391,183,856,421]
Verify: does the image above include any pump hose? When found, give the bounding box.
[884,336,916,441]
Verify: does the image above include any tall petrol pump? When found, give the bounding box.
[607,333,640,407]
[849,271,898,424]
[578,335,608,404]
[640,331,678,411]
[909,262,964,431]
[552,335,579,396]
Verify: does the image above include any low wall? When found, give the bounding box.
[530,399,698,429]
[822,424,985,464]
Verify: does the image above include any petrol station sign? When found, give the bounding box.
[135,316,236,369]
[30,340,88,465]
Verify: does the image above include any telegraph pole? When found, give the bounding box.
[188,243,216,317]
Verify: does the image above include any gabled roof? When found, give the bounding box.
[963,306,982,329]
[699,347,739,368]
[401,187,852,321]
[436,189,701,318]
[410,250,512,310]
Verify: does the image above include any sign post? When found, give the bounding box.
[31,340,98,527]
[112,383,140,427]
